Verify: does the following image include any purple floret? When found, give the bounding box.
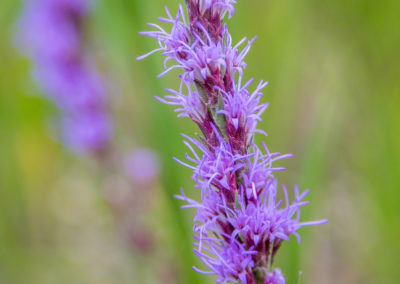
[193,234,257,284]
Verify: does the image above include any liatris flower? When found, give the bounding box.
[16,0,111,153]
[138,1,327,283]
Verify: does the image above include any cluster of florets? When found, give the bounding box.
[138,5,252,106]
[139,1,326,283]
[186,0,236,42]
[17,0,111,153]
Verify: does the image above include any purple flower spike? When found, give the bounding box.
[17,0,112,154]
[139,0,327,282]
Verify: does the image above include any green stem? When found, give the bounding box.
[267,240,274,272]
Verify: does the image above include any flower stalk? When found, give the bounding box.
[138,1,327,283]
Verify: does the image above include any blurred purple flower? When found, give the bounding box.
[124,149,160,186]
[62,111,111,154]
[16,0,111,154]
[265,268,285,284]
[139,1,327,282]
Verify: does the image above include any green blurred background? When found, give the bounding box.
[1,0,400,283]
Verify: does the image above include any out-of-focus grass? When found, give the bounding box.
[0,0,399,283]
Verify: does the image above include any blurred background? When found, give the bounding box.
[1,0,400,283]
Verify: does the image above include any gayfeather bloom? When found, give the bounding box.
[17,0,111,153]
[139,1,327,283]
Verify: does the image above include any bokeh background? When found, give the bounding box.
[1,0,400,283]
